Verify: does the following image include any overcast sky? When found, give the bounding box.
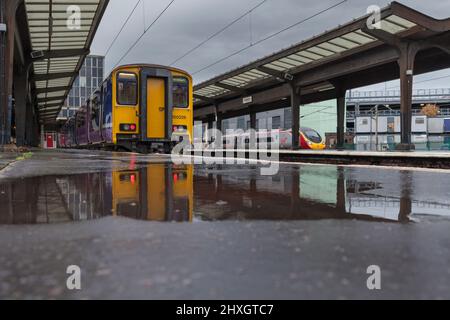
[91,0,450,91]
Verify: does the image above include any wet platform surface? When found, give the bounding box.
[1,149,450,299]
[193,149,450,169]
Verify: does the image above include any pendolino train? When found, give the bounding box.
[59,64,193,153]
[221,127,326,150]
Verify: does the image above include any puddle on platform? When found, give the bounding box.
[0,163,449,225]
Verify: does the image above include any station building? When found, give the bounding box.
[57,55,105,121]
[348,88,450,150]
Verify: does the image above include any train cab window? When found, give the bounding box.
[303,129,322,144]
[117,72,137,105]
[173,77,189,108]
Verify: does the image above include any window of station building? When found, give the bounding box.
[222,120,229,132]
[237,117,246,130]
[79,76,86,87]
[284,108,292,130]
[387,117,395,133]
[272,116,281,129]
[173,77,189,108]
[117,72,138,106]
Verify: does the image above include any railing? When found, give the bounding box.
[347,88,450,103]
[346,108,450,120]
[335,142,450,152]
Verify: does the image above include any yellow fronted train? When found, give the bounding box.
[59,64,193,153]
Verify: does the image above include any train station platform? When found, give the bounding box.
[189,149,450,169]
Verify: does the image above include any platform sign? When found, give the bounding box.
[243,96,253,104]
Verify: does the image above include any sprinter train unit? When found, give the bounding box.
[59,64,193,153]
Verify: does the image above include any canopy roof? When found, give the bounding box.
[193,2,450,109]
[25,0,109,123]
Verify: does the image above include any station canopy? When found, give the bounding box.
[24,0,109,124]
[193,2,426,105]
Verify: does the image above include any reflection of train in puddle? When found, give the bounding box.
[56,164,193,223]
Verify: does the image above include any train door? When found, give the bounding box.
[139,68,173,145]
[146,78,166,139]
[145,164,167,220]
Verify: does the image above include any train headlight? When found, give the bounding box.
[120,124,137,132]
[172,125,187,132]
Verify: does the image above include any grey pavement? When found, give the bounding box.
[0,149,450,300]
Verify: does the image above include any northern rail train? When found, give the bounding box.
[59,64,193,153]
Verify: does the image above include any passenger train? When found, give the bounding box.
[59,64,193,153]
[221,127,326,150]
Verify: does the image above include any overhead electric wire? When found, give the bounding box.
[104,0,142,57]
[169,0,269,66]
[192,0,348,75]
[386,74,450,89]
[113,0,176,68]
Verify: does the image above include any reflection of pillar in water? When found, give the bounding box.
[399,171,412,223]
[290,168,300,217]
[165,166,174,221]
[336,167,346,214]
[250,178,257,194]
[215,173,223,202]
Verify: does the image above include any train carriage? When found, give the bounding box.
[221,127,326,150]
[61,64,193,153]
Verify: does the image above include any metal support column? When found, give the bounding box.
[397,44,418,151]
[214,104,222,133]
[249,111,257,131]
[14,70,27,146]
[336,91,346,150]
[0,0,7,145]
[0,0,20,145]
[249,110,257,149]
[290,83,300,150]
